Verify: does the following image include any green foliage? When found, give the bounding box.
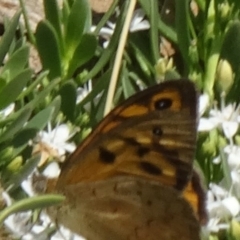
[0,11,21,64]
[35,21,62,79]
[35,0,96,80]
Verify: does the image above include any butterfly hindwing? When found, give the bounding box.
[50,176,201,240]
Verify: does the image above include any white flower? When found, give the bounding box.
[51,225,86,240]
[199,94,209,116]
[2,191,33,237]
[198,103,240,139]
[212,156,221,164]
[222,197,240,217]
[42,161,61,178]
[92,9,150,48]
[38,124,76,156]
[21,176,36,197]
[207,218,229,233]
[76,81,92,104]
[129,9,150,32]
[206,143,240,233]
[208,195,240,221]
[34,123,77,166]
[224,145,240,170]
[76,80,104,112]
[230,169,240,199]
[4,211,33,238]
[221,145,240,199]
[102,9,150,35]
[198,117,218,131]
[206,183,240,232]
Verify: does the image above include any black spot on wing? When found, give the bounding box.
[154,98,172,110]
[152,126,163,136]
[99,147,116,164]
[140,161,162,175]
[147,200,152,206]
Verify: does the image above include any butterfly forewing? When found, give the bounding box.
[57,79,198,192]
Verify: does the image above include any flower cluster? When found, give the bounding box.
[199,95,240,235]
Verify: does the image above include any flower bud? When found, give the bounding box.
[230,219,240,239]
[155,58,173,79]
[6,156,23,173]
[216,59,234,93]
[218,3,230,20]
[202,129,218,157]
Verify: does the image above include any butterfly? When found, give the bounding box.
[47,79,207,240]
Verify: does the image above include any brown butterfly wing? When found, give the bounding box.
[57,79,198,192]
[49,176,200,240]
[49,79,201,239]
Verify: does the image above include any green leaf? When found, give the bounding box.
[0,69,32,111]
[13,129,38,149]
[129,35,155,81]
[175,0,191,74]
[62,0,71,24]
[0,108,32,144]
[43,0,64,57]
[43,0,62,40]
[1,45,29,80]
[35,21,62,79]
[94,93,108,124]
[121,65,136,98]
[65,0,91,59]
[59,81,77,121]
[149,0,160,62]
[48,96,61,121]
[25,106,54,131]
[0,194,65,225]
[0,11,21,65]
[67,33,97,78]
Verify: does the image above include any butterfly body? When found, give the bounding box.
[48,79,206,240]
